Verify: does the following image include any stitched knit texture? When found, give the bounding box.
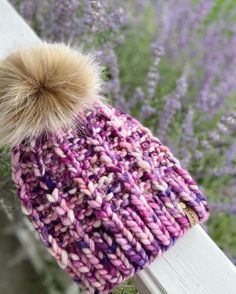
[12,102,209,294]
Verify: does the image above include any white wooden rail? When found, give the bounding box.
[0,0,236,293]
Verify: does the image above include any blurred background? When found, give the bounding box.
[1,0,236,293]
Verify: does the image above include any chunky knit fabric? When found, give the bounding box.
[12,102,209,294]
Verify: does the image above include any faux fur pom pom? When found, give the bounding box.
[0,43,102,146]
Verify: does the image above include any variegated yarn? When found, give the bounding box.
[12,102,209,294]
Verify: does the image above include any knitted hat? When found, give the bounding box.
[0,43,209,294]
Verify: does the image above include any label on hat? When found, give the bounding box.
[179,202,199,227]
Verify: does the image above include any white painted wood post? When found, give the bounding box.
[0,1,236,293]
[0,0,40,59]
[133,225,236,293]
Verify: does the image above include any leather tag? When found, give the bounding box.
[179,202,199,227]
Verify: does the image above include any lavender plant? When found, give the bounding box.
[2,0,236,293]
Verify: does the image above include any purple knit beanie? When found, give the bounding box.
[0,43,209,293]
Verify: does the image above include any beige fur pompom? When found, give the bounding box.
[0,43,103,146]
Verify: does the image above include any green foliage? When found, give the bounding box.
[112,280,139,294]
[116,6,156,96]
[210,214,236,257]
